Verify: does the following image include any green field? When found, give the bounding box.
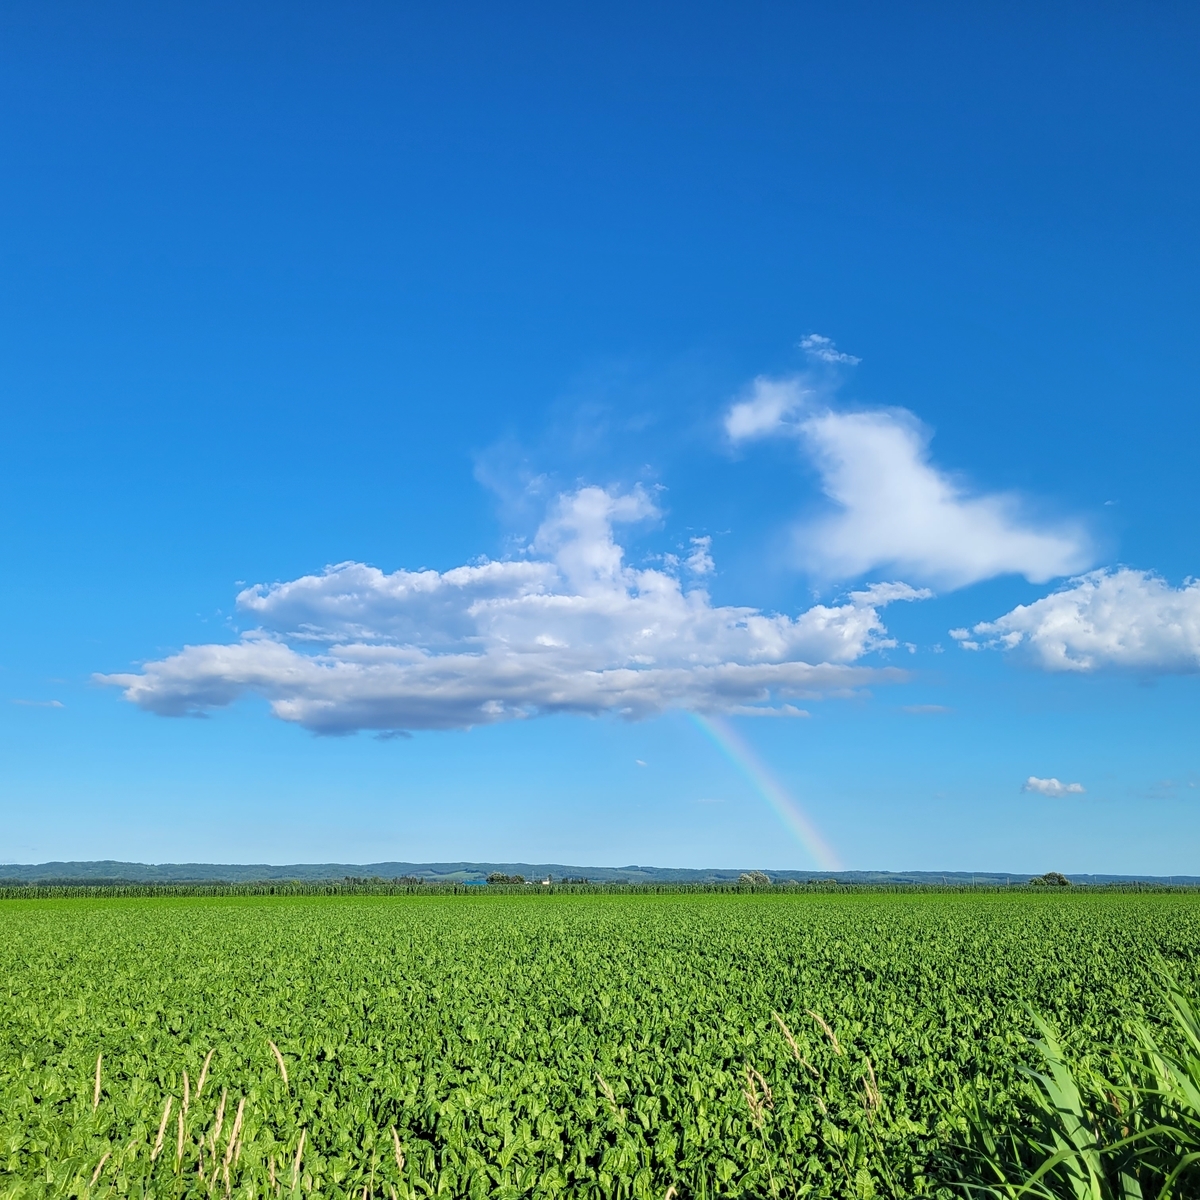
[2,892,1198,1199]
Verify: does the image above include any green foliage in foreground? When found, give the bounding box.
[952,965,1200,1198]
[1,893,1199,1199]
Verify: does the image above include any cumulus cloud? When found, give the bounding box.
[725,374,1089,589]
[1023,776,1086,798]
[98,486,928,735]
[960,569,1200,672]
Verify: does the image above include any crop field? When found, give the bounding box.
[2,892,1198,1199]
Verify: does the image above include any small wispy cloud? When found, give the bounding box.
[1022,776,1085,798]
[726,704,811,718]
[800,333,861,365]
[685,536,714,576]
[11,699,64,708]
[901,704,951,715]
[724,376,808,442]
[635,759,647,766]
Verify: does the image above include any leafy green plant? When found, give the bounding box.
[951,966,1200,1198]
[1,892,1198,1198]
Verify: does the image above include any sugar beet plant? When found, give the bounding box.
[2,893,1199,1199]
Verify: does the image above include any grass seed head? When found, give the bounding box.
[93,1053,103,1110]
[807,1009,843,1055]
[773,1011,820,1078]
[211,1087,227,1150]
[391,1125,404,1174]
[89,1150,111,1187]
[743,1063,773,1128]
[269,1039,288,1086]
[223,1096,246,1168]
[293,1127,307,1182]
[861,1057,881,1111]
[197,1048,215,1097]
[151,1095,174,1161]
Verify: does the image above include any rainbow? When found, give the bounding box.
[689,712,842,871]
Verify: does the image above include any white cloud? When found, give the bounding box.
[724,376,808,442]
[1023,776,1086,798]
[99,486,927,735]
[796,409,1089,588]
[964,568,1200,672]
[799,333,861,365]
[11,699,64,708]
[725,375,1090,589]
[685,536,715,576]
[726,704,810,717]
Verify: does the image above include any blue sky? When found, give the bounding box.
[2,2,1198,873]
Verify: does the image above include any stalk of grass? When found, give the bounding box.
[293,1127,306,1185]
[89,1150,111,1187]
[196,1048,215,1098]
[222,1095,245,1189]
[269,1040,289,1086]
[808,1009,843,1056]
[151,1095,174,1161]
[209,1086,227,1158]
[772,1011,818,1078]
[93,1053,102,1110]
[743,1062,780,1198]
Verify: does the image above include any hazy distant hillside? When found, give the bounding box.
[0,860,1195,886]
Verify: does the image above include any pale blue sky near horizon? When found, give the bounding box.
[2,2,1198,874]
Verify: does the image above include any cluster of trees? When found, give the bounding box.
[1029,872,1071,887]
[737,871,772,886]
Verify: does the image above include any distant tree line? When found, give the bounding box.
[486,873,591,885]
[343,875,424,886]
